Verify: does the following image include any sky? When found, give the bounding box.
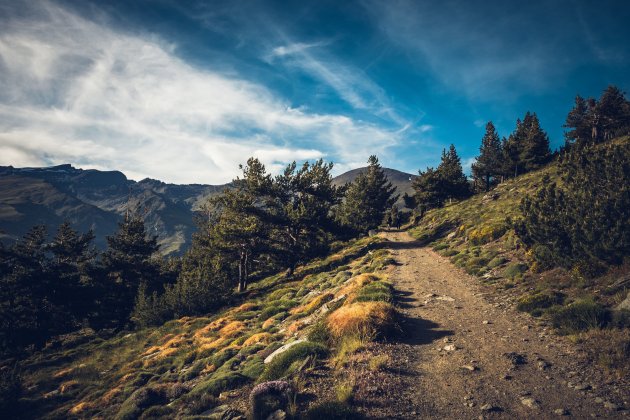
[0,0,629,184]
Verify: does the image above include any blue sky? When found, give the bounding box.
[0,0,629,183]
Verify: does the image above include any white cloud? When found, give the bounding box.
[0,1,399,184]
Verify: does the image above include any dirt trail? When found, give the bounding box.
[372,230,627,419]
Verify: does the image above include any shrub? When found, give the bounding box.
[139,405,174,419]
[583,328,630,377]
[259,342,328,382]
[611,310,630,329]
[335,379,355,403]
[441,249,459,257]
[304,401,362,419]
[327,302,395,339]
[249,380,294,420]
[352,281,393,303]
[308,321,331,344]
[368,354,390,371]
[190,371,248,396]
[116,387,167,420]
[516,292,564,316]
[488,256,508,269]
[551,300,611,334]
[504,263,528,279]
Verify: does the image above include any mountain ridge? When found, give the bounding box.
[0,164,415,254]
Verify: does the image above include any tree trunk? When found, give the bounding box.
[237,251,247,292]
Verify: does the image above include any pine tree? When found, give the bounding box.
[502,112,551,177]
[438,144,470,200]
[47,222,96,322]
[519,112,551,172]
[207,160,270,292]
[338,156,398,233]
[412,167,443,213]
[100,215,159,325]
[563,95,592,146]
[472,122,503,191]
[271,159,343,276]
[596,85,630,141]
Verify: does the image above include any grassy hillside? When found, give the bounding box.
[11,236,397,419]
[407,137,630,373]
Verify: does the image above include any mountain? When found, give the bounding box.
[332,167,416,208]
[0,165,228,254]
[0,164,415,254]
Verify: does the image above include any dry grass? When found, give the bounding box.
[580,328,630,378]
[242,333,273,346]
[290,293,334,315]
[334,273,379,300]
[327,302,395,339]
[218,321,246,338]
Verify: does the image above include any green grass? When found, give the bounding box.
[259,342,328,382]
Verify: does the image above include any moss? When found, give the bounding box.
[259,342,328,382]
[189,371,248,396]
[516,292,564,315]
[504,262,528,279]
[304,401,362,419]
[488,256,508,268]
[241,356,265,380]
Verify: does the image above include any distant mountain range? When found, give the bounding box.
[0,164,416,255]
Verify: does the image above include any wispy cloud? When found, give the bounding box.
[0,1,400,184]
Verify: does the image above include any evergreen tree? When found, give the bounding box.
[412,167,443,213]
[596,85,630,141]
[270,159,343,276]
[47,222,96,321]
[472,122,503,191]
[338,156,398,234]
[439,144,470,200]
[519,112,551,172]
[502,112,551,177]
[100,215,159,325]
[206,159,271,292]
[563,95,592,146]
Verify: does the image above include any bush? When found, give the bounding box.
[259,342,328,382]
[353,281,393,303]
[249,380,294,420]
[116,387,167,420]
[551,300,611,334]
[488,256,508,269]
[189,371,248,396]
[327,302,395,339]
[308,321,332,344]
[516,292,564,316]
[304,401,362,419]
[611,310,630,329]
[504,263,528,279]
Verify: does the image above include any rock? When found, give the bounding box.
[553,408,570,416]
[437,295,455,302]
[461,365,478,372]
[537,360,551,370]
[482,320,491,325]
[520,397,541,409]
[444,344,458,352]
[503,352,527,366]
[574,383,592,391]
[425,293,437,298]
[603,401,620,410]
[502,374,513,380]
[266,409,287,420]
[616,290,630,311]
[368,229,378,237]
[480,404,501,412]
[264,339,306,364]
[447,231,457,239]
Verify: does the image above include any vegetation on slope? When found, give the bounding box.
[7,236,397,419]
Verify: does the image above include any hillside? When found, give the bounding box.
[11,236,399,419]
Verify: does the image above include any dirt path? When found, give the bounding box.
[370,231,628,419]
